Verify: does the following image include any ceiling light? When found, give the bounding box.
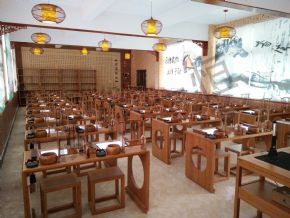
[31,4,65,24]
[30,47,44,55]
[141,1,162,36]
[153,42,166,52]
[98,38,112,52]
[214,10,236,39]
[31,32,51,44]
[81,48,88,56]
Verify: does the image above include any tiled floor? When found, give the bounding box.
[0,107,269,218]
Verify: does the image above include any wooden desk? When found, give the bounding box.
[152,117,221,164]
[67,114,97,125]
[115,104,144,134]
[24,125,117,151]
[22,145,150,218]
[25,117,58,130]
[24,128,69,151]
[129,109,172,141]
[277,119,290,148]
[234,148,290,218]
[185,130,272,192]
[269,111,290,121]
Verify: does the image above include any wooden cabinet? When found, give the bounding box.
[17,69,97,105]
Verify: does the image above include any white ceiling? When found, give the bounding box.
[0,0,286,50]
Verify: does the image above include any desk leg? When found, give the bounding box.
[24,141,29,151]
[234,164,242,218]
[264,135,272,151]
[22,172,31,218]
[126,151,150,213]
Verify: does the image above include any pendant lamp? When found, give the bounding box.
[141,1,162,36]
[30,47,44,55]
[214,10,236,39]
[98,38,112,52]
[153,42,166,52]
[31,32,51,44]
[31,3,65,24]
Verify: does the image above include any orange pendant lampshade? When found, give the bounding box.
[30,47,44,55]
[98,39,112,52]
[141,1,162,36]
[31,3,65,24]
[31,32,51,44]
[214,9,236,39]
[153,42,166,52]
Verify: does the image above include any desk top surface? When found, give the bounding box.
[238,148,290,186]
[22,145,147,173]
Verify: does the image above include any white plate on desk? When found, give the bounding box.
[95,140,123,150]
[242,110,256,115]
[40,148,68,156]
[45,128,57,134]
[201,127,218,135]
[40,109,50,113]
[277,119,290,125]
[45,117,56,122]
[161,117,172,122]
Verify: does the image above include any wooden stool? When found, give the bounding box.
[170,132,185,158]
[42,166,72,178]
[170,125,186,158]
[144,119,152,142]
[39,173,82,218]
[87,166,125,215]
[225,144,255,175]
[214,149,230,181]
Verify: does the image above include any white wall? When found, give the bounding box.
[226,0,290,13]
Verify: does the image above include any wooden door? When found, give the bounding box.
[136,70,146,89]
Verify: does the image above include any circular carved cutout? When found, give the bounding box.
[174,124,186,133]
[155,130,164,149]
[131,156,144,189]
[191,147,207,172]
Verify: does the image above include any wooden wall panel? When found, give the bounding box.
[21,47,121,91]
[131,50,159,88]
[0,94,18,166]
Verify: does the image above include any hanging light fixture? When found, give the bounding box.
[31,3,65,24]
[153,42,166,52]
[98,38,112,52]
[31,32,51,44]
[214,9,236,39]
[81,47,88,55]
[141,1,163,36]
[30,47,44,55]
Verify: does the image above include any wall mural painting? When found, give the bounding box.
[3,34,14,100]
[0,39,5,112]
[214,17,290,101]
[161,40,202,92]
